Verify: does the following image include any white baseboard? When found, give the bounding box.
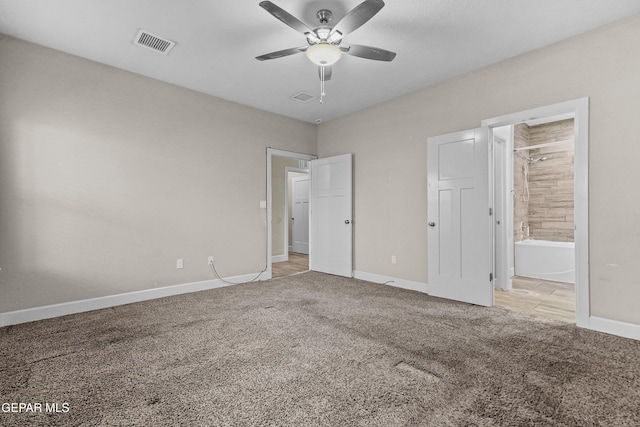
[587,316,640,341]
[354,271,429,294]
[0,271,266,328]
[272,255,287,263]
[4,271,637,343]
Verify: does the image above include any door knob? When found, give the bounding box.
[345,220,351,224]
[428,222,436,228]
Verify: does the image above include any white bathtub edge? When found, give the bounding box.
[515,239,575,284]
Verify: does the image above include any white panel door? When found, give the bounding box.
[310,154,353,277]
[427,128,493,306]
[291,175,310,254]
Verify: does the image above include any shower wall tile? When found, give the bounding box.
[513,119,574,243]
[513,123,530,242]
[527,119,575,242]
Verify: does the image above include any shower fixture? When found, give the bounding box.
[522,155,547,164]
[517,154,547,202]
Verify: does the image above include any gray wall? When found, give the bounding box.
[0,35,317,312]
[318,14,640,325]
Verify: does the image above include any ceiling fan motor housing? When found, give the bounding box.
[316,9,333,24]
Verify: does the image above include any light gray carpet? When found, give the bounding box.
[1,271,639,426]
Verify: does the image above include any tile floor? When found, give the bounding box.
[495,276,575,323]
[272,252,309,278]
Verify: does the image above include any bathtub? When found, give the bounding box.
[514,239,575,283]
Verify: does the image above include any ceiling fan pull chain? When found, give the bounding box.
[320,66,325,104]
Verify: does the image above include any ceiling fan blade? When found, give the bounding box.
[259,1,315,36]
[318,65,332,81]
[329,0,385,37]
[256,46,307,61]
[342,44,396,61]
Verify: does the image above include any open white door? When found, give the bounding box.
[309,154,353,277]
[427,128,493,306]
[291,175,310,254]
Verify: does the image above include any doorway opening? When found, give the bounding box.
[493,118,576,323]
[266,148,316,280]
[484,97,589,327]
[273,167,310,278]
[267,149,354,280]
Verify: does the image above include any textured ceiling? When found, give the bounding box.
[1,0,639,123]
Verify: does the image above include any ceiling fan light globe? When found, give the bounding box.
[306,43,342,66]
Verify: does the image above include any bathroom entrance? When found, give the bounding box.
[484,98,589,326]
[494,118,576,322]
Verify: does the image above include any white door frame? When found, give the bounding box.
[492,126,513,292]
[285,167,309,257]
[481,97,589,328]
[267,148,316,280]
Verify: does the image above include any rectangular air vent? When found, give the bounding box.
[290,92,316,103]
[133,29,175,55]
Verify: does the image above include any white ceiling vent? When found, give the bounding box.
[290,92,316,103]
[133,29,176,55]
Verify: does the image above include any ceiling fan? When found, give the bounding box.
[255,0,396,82]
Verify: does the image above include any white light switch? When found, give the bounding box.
[260,200,267,209]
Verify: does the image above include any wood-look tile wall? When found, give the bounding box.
[513,124,530,242]
[513,119,575,242]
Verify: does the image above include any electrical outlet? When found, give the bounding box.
[391,255,397,264]
[177,259,184,269]
[208,256,214,265]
